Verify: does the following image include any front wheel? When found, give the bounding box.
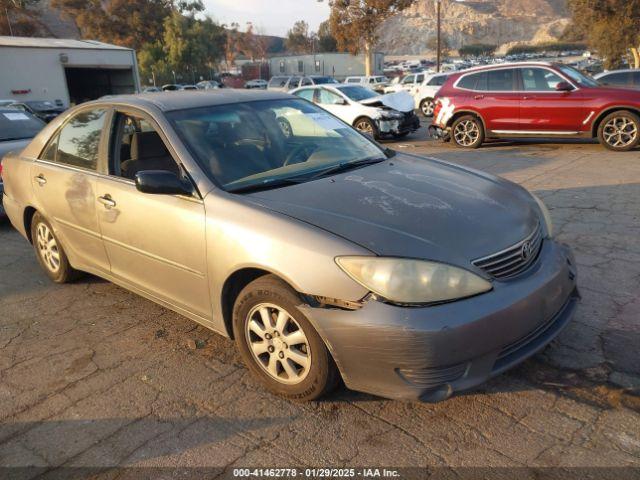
[30,212,80,283]
[451,115,484,149]
[597,110,640,151]
[420,98,435,117]
[232,275,339,401]
[354,117,378,139]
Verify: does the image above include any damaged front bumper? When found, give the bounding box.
[301,240,579,402]
[376,112,420,138]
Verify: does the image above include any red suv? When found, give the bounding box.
[431,62,640,151]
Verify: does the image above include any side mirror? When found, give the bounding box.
[135,170,193,196]
[555,81,574,92]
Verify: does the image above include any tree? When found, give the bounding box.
[317,20,338,52]
[1,0,42,36]
[329,0,413,75]
[51,0,204,51]
[458,43,497,58]
[426,34,451,59]
[285,20,312,54]
[565,0,640,69]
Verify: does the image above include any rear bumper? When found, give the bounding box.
[428,124,450,141]
[302,240,578,401]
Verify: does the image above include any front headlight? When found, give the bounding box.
[335,257,492,305]
[380,111,404,120]
[531,193,553,238]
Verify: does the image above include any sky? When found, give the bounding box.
[203,0,332,37]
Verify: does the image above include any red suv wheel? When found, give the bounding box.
[451,115,484,149]
[597,110,640,152]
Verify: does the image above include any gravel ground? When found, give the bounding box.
[1,127,639,479]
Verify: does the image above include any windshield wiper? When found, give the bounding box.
[305,157,387,180]
[226,177,306,194]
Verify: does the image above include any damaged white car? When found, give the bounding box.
[290,85,420,140]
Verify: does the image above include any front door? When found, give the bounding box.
[30,107,111,273]
[96,110,210,320]
[315,88,355,124]
[518,67,586,133]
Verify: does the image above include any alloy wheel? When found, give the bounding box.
[421,100,435,116]
[602,117,638,149]
[245,303,311,385]
[36,222,60,273]
[453,119,480,147]
[355,119,374,134]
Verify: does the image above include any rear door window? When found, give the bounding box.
[486,69,516,91]
[46,108,107,170]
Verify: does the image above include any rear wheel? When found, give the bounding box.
[451,115,484,149]
[420,98,435,117]
[30,212,80,283]
[232,275,339,401]
[597,110,640,151]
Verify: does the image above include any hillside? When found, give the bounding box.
[377,0,571,55]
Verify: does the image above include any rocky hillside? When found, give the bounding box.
[377,0,571,55]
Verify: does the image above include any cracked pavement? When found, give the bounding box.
[1,129,639,478]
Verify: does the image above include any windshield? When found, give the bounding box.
[335,85,380,101]
[168,98,385,192]
[25,101,59,110]
[557,65,600,87]
[312,77,338,84]
[0,110,45,141]
[268,77,289,87]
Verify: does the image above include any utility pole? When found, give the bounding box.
[436,0,441,72]
[5,7,13,36]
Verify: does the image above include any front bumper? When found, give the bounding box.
[376,112,421,137]
[301,240,578,401]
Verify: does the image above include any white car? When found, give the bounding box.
[197,80,222,90]
[384,72,450,117]
[245,79,268,89]
[290,84,419,140]
[267,76,297,92]
[343,76,390,94]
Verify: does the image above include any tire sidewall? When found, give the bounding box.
[232,276,335,401]
[354,117,379,139]
[451,115,484,149]
[420,98,434,117]
[597,110,640,152]
[30,212,73,283]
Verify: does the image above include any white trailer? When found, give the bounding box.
[0,36,140,108]
[268,52,385,81]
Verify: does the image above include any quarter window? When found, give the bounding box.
[521,68,564,91]
[456,73,480,90]
[53,108,107,170]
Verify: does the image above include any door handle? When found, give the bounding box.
[522,96,535,100]
[34,174,47,186]
[97,195,116,208]
[474,95,485,100]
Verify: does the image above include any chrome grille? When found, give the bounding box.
[472,224,543,279]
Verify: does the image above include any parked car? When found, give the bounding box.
[197,80,222,90]
[291,84,419,140]
[245,79,268,89]
[267,76,295,92]
[431,62,640,151]
[1,90,578,401]
[289,76,340,89]
[594,69,640,89]
[8,100,65,123]
[179,85,198,91]
[344,76,390,94]
[162,84,181,91]
[0,108,46,217]
[142,86,162,93]
[0,99,17,107]
[385,72,450,117]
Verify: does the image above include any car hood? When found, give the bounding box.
[244,154,540,268]
[359,91,414,112]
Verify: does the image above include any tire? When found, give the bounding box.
[353,117,379,139]
[30,212,81,283]
[597,110,640,152]
[451,114,484,149]
[277,117,293,138]
[232,274,339,401]
[420,98,435,117]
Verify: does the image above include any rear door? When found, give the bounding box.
[457,68,520,132]
[518,67,585,133]
[30,107,111,273]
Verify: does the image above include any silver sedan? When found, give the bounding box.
[1,90,579,401]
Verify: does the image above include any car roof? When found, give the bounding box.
[84,90,293,112]
[455,61,556,74]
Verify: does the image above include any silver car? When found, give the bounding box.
[1,90,579,401]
